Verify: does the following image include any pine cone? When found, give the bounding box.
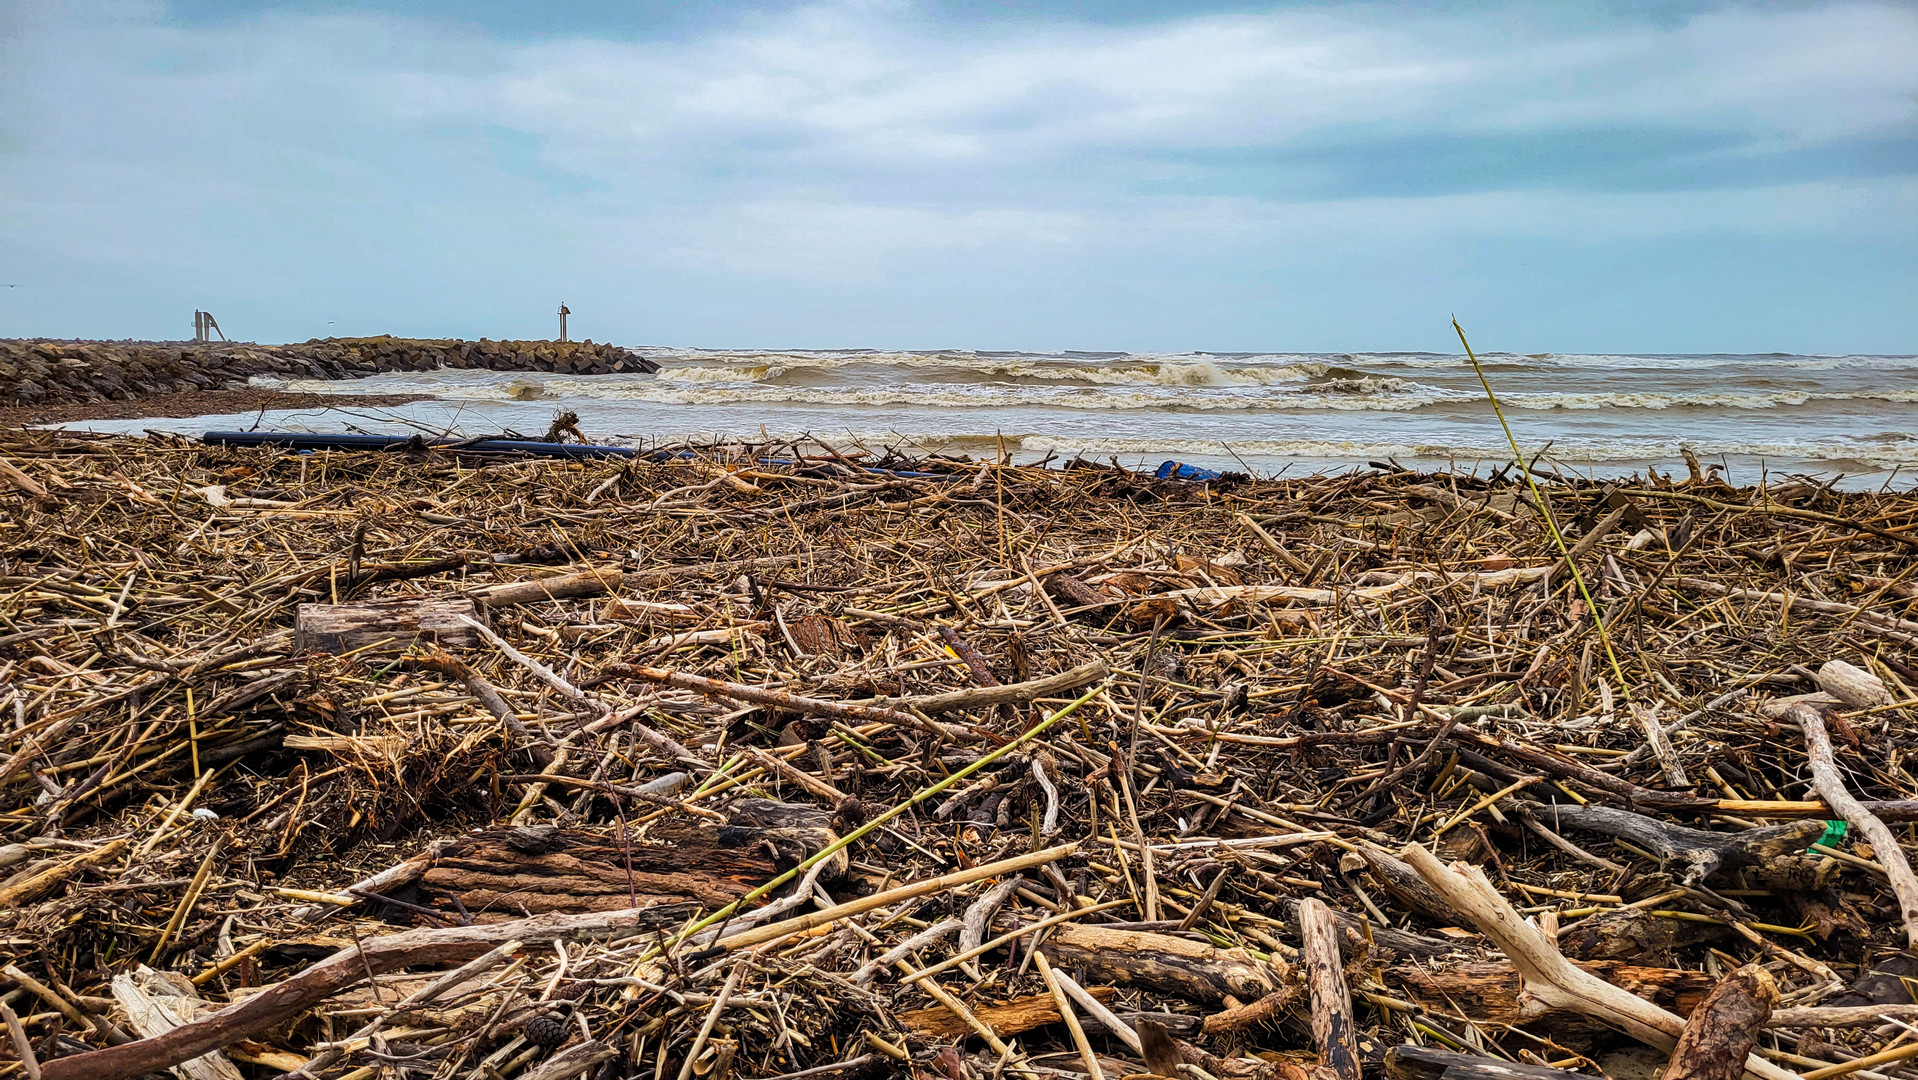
[524,1012,568,1049]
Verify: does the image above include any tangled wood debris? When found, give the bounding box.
[1,428,1915,1080]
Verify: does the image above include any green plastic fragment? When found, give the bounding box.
[1811,820,1848,852]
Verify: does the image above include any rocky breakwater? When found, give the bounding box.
[0,336,660,407]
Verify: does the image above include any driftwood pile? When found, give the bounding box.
[0,338,659,406]
[0,428,1915,1080]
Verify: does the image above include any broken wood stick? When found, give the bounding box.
[0,838,132,908]
[1789,702,1918,949]
[601,664,978,743]
[0,455,52,500]
[889,659,1109,715]
[710,844,1076,953]
[469,556,800,608]
[1769,1004,1918,1029]
[1052,966,1143,1054]
[1299,898,1361,1080]
[109,968,242,1080]
[411,646,515,724]
[1669,798,1918,822]
[1636,703,1690,788]
[1664,965,1778,1080]
[1033,950,1106,1080]
[744,746,845,803]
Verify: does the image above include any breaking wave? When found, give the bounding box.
[257,367,1918,414]
[233,347,1918,483]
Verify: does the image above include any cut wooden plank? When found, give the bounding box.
[296,598,479,655]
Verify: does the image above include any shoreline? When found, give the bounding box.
[0,388,433,425]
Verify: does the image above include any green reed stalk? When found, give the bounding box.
[1452,318,1632,702]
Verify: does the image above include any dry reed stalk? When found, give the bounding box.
[0,426,1910,1079]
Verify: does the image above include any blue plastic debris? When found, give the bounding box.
[1155,460,1221,482]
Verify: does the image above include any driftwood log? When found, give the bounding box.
[1387,1046,1583,1080]
[1357,845,1471,926]
[1532,803,1824,884]
[1389,961,1717,1026]
[1814,660,1894,709]
[419,823,786,917]
[1386,1046,1580,1080]
[898,986,1117,1040]
[294,598,478,655]
[1299,899,1361,1080]
[1663,966,1778,1080]
[1553,908,1730,965]
[1399,844,1798,1080]
[1039,923,1288,1005]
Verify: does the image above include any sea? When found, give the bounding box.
[72,349,1918,488]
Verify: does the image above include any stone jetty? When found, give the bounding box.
[0,336,660,406]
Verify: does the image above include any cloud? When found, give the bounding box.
[457,2,1918,166]
[661,202,1079,278]
[0,0,1912,349]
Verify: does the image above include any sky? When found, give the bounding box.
[0,0,1913,353]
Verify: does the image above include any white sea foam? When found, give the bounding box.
[643,355,1330,387]
[239,348,1918,483]
[256,367,1916,414]
[1003,434,1918,469]
[1500,388,1918,410]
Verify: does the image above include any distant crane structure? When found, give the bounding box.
[558,302,571,342]
[193,310,226,344]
